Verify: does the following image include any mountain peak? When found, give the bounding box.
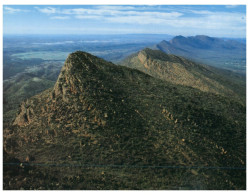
[63,51,101,73]
[155,35,246,73]
[5,50,246,190]
[170,35,186,44]
[173,35,186,39]
[159,40,169,44]
[194,35,212,39]
[53,51,113,102]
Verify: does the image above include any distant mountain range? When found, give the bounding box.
[154,35,246,74]
[4,50,246,190]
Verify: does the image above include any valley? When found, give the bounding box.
[3,3,248,190]
[2,4,247,190]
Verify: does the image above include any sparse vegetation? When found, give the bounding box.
[3,51,246,190]
[121,48,246,104]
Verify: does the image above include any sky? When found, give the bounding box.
[3,5,246,38]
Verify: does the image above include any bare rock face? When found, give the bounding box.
[13,101,34,127]
[53,51,114,102]
[54,52,92,101]
[12,52,112,133]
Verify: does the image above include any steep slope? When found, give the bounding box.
[3,61,63,128]
[3,73,55,128]
[154,35,246,73]
[121,48,245,104]
[4,51,245,190]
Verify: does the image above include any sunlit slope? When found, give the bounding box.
[4,51,245,190]
[121,48,245,104]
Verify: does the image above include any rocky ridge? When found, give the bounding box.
[4,51,246,190]
[121,48,245,103]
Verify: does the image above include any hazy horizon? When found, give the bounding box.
[3,33,246,40]
[3,5,246,38]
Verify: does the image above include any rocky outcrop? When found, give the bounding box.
[13,101,34,126]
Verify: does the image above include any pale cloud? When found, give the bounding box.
[35,7,57,14]
[191,10,214,15]
[104,10,245,35]
[61,8,125,16]
[75,15,102,19]
[34,6,183,19]
[226,5,239,9]
[166,12,245,31]
[123,11,183,18]
[60,8,86,15]
[94,5,136,10]
[4,6,29,14]
[72,10,183,24]
[50,16,70,20]
[33,6,245,34]
[168,10,246,31]
[107,16,173,25]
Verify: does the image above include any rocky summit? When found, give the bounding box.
[4,51,246,190]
